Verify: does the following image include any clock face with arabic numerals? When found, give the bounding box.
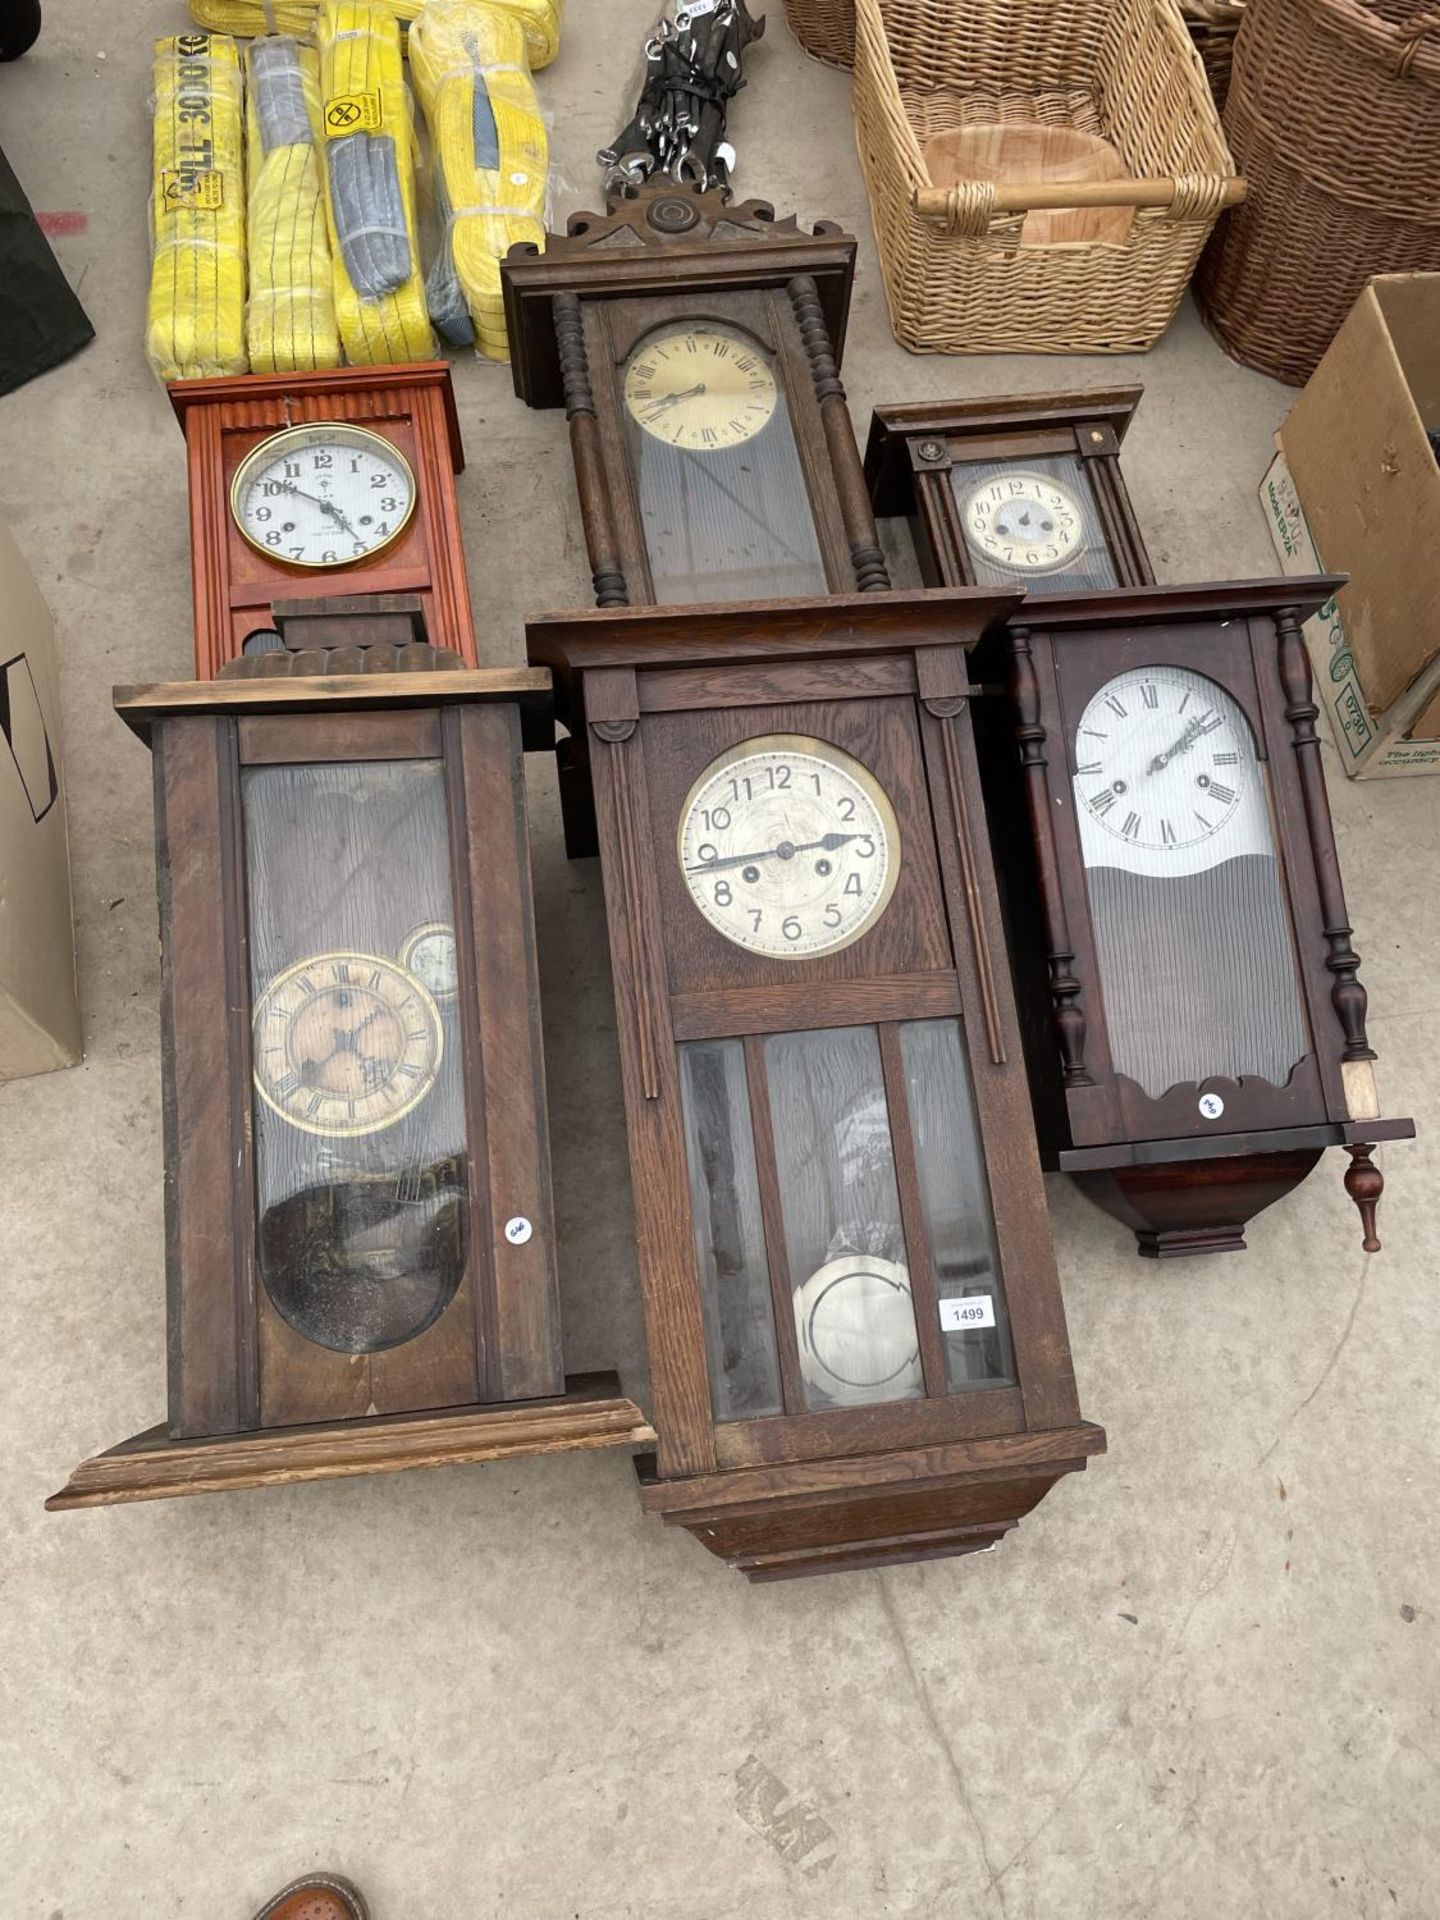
[677,734,901,959]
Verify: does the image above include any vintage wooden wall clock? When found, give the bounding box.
[865,387,1155,596]
[970,578,1414,1259]
[527,589,1105,1581]
[503,182,897,856]
[49,632,652,1509]
[169,362,478,677]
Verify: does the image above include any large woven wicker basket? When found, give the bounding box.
[783,0,854,65]
[853,0,1244,354]
[1196,0,1440,384]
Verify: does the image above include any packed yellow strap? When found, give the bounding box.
[188,0,564,70]
[315,0,435,365]
[246,37,342,373]
[410,0,548,362]
[146,32,248,382]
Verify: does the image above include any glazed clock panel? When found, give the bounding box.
[950,453,1120,593]
[648,699,953,993]
[585,289,846,603]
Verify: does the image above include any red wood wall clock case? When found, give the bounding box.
[527,590,1105,1581]
[969,579,1414,1259]
[170,363,478,678]
[48,638,652,1510]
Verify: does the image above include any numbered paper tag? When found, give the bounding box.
[325,91,382,136]
[940,1294,996,1332]
[160,169,225,211]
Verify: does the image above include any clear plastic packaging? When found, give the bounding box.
[146,32,248,382]
[409,0,549,361]
[187,0,565,71]
[315,0,436,365]
[245,36,342,372]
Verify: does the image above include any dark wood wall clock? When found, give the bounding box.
[503,183,896,857]
[169,362,479,678]
[49,634,652,1510]
[527,589,1105,1581]
[865,387,1155,596]
[969,578,1414,1259]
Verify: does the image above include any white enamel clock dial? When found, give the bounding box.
[962,471,1084,574]
[678,734,901,959]
[794,1255,923,1405]
[399,921,459,1000]
[231,423,417,568]
[252,950,443,1137]
[624,324,778,450]
[1072,667,1275,878]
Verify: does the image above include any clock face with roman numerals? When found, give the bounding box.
[1072,668,1265,871]
[252,950,443,1137]
[623,324,779,450]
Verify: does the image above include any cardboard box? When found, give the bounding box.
[0,514,81,1077]
[1263,273,1440,779]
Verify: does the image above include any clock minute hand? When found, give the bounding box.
[1147,715,1206,774]
[641,383,706,421]
[686,831,861,875]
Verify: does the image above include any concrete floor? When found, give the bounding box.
[2,3,1437,1915]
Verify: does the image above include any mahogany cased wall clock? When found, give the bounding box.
[169,362,478,677]
[48,630,651,1510]
[502,183,896,856]
[527,589,1105,1581]
[970,579,1414,1259]
[865,387,1155,596]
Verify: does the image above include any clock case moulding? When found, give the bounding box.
[502,182,894,859]
[971,579,1415,1259]
[170,361,479,679]
[526,589,1106,1581]
[48,636,653,1511]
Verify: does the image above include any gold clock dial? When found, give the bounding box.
[677,734,901,959]
[252,950,443,1137]
[230,422,417,569]
[399,921,459,1000]
[961,470,1085,574]
[623,324,778,450]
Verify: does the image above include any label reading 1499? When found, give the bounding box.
[939,1295,996,1332]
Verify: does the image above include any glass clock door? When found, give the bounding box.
[243,757,471,1407]
[1071,665,1309,1097]
[678,1020,1015,1424]
[622,321,828,603]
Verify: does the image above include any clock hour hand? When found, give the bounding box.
[278,481,359,537]
[1148,716,1206,774]
[641,384,706,421]
[687,831,861,875]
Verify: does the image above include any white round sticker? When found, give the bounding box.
[1198,1093,1225,1120]
[503,1216,533,1245]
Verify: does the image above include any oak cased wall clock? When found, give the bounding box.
[527,590,1105,1581]
[970,579,1414,1259]
[503,183,896,857]
[49,636,652,1510]
[865,387,1155,596]
[169,362,478,677]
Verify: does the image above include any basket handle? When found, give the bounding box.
[912,174,1247,233]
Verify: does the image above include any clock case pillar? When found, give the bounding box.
[969,580,1414,1259]
[527,591,1105,1580]
[502,184,891,860]
[49,640,653,1510]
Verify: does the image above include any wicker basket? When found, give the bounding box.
[783,0,854,65]
[852,0,1243,354]
[1196,0,1440,384]
[1180,0,1245,104]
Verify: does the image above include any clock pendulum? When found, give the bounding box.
[48,622,653,1509]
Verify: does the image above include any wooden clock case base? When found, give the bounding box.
[637,1426,1106,1581]
[48,1375,655,1511]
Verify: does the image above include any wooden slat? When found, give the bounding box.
[639,654,916,714]
[669,972,962,1041]
[237,709,441,765]
[453,703,567,1400]
[742,1035,807,1417]
[115,669,554,738]
[877,1022,949,1399]
[48,1376,656,1510]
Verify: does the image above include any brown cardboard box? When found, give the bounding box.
[1267,274,1440,778]
[0,514,81,1076]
